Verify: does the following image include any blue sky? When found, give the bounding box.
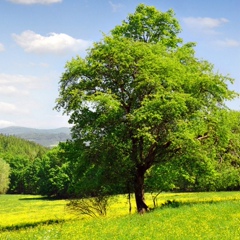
[0,0,239,129]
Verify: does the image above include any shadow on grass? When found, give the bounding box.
[160,198,240,209]
[19,196,62,201]
[0,219,66,232]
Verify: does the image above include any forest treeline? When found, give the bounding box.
[0,109,240,197]
[0,134,47,194]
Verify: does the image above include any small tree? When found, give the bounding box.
[56,4,236,213]
[145,162,179,207]
[0,158,10,194]
[67,195,110,218]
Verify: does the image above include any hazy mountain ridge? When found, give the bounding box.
[0,126,71,147]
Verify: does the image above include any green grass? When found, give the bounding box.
[0,195,75,229]
[1,192,240,239]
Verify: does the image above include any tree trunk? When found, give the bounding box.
[134,167,148,214]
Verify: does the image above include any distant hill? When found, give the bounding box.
[0,126,71,147]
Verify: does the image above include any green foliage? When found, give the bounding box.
[6,156,30,193]
[0,134,75,197]
[56,141,130,198]
[111,3,182,46]
[34,147,72,198]
[55,4,237,211]
[146,110,240,193]
[0,134,48,194]
[0,159,10,194]
[0,134,47,160]
[214,110,240,190]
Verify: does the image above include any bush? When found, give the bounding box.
[66,195,110,217]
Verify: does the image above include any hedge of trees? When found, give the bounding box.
[0,109,239,198]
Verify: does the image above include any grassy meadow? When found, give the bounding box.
[1,192,240,239]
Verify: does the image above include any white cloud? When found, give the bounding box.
[0,102,17,113]
[0,73,57,125]
[0,73,48,119]
[0,73,31,84]
[0,86,28,95]
[0,120,16,128]
[7,0,62,5]
[109,1,123,12]
[0,73,40,89]
[0,43,5,52]
[183,17,229,34]
[12,30,92,55]
[0,102,29,115]
[216,39,240,47]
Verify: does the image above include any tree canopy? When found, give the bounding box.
[55,4,237,213]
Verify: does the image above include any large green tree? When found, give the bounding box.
[56,4,236,212]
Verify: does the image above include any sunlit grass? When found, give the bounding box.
[1,192,240,239]
[0,195,75,229]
